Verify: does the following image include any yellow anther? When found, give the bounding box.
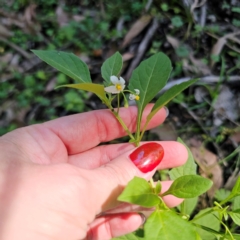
[116,84,122,90]
[135,95,140,101]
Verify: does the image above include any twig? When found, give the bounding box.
[200,1,207,27]
[159,75,240,93]
[145,0,153,12]
[125,17,159,80]
[0,37,31,59]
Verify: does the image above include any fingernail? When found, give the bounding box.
[164,106,169,117]
[129,143,164,173]
[138,212,146,225]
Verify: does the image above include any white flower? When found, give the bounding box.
[104,76,126,94]
[129,89,140,101]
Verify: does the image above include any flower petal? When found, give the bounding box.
[104,86,120,94]
[129,94,135,100]
[119,77,125,85]
[110,76,119,84]
[134,89,140,95]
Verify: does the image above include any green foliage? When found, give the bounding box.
[128,52,172,138]
[101,52,123,85]
[171,16,184,28]
[193,209,220,239]
[144,210,198,240]
[118,177,160,208]
[170,138,197,179]
[163,175,213,198]
[31,50,92,83]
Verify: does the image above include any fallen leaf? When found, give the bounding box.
[24,4,37,25]
[150,122,178,141]
[166,35,180,49]
[190,142,223,198]
[189,53,211,75]
[230,131,240,144]
[56,5,69,27]
[213,85,239,126]
[122,52,134,62]
[210,31,240,67]
[0,24,13,37]
[121,15,152,48]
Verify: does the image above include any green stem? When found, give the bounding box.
[113,111,135,140]
[221,221,234,240]
[150,178,155,188]
[139,119,150,142]
[117,93,120,114]
[104,100,135,141]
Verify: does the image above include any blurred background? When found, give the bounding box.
[0,0,240,232]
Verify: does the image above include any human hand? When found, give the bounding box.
[0,105,188,240]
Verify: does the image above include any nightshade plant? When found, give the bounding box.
[32,50,240,240]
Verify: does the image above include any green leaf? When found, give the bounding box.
[144,210,198,239]
[169,137,197,180]
[32,50,91,83]
[193,208,220,240]
[56,83,108,102]
[118,177,160,208]
[101,52,123,85]
[179,197,198,216]
[146,79,197,124]
[233,196,240,210]
[231,177,240,196]
[214,188,231,202]
[229,210,240,226]
[155,181,161,194]
[163,175,213,198]
[128,52,172,134]
[232,233,240,240]
[220,177,240,204]
[170,138,198,215]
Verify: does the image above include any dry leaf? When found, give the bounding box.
[24,4,37,25]
[189,53,211,75]
[230,131,240,144]
[213,85,239,126]
[190,145,223,198]
[56,5,69,27]
[0,24,13,37]
[210,31,240,67]
[122,52,134,62]
[150,122,178,141]
[121,15,152,48]
[166,35,180,49]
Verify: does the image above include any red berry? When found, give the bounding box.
[129,143,164,173]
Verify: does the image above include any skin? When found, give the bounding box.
[0,105,188,240]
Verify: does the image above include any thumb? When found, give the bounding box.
[90,142,164,212]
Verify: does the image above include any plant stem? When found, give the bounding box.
[104,101,135,140]
[150,178,155,188]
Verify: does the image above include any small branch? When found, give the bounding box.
[0,37,31,59]
[125,17,159,80]
[159,75,240,93]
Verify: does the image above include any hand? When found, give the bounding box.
[0,105,188,240]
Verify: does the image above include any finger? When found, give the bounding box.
[69,141,187,170]
[44,105,167,154]
[86,142,188,212]
[86,213,144,240]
